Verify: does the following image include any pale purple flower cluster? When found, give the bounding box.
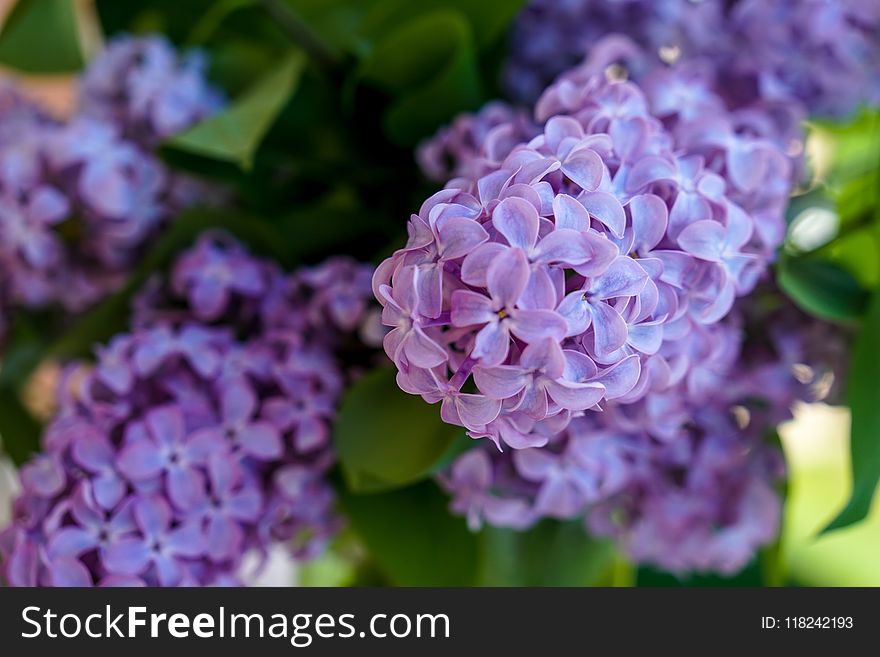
[503,0,725,104]
[441,294,841,574]
[505,0,879,119]
[726,0,880,119]
[416,102,538,183]
[536,40,796,260]
[0,234,376,586]
[377,74,783,453]
[0,36,223,328]
[79,34,224,145]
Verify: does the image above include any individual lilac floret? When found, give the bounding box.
[1,234,377,587]
[79,34,224,145]
[376,74,774,451]
[0,37,225,321]
[441,292,843,574]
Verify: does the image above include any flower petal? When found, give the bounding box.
[508,309,567,344]
[435,215,488,260]
[629,193,668,253]
[580,191,625,238]
[451,290,496,327]
[677,220,727,261]
[545,379,605,411]
[487,246,530,308]
[474,365,530,399]
[116,441,164,481]
[552,193,591,231]
[493,197,540,250]
[561,151,603,191]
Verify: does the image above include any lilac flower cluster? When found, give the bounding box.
[416,102,538,183]
[441,294,841,574]
[502,0,724,104]
[0,233,377,586]
[0,36,223,342]
[378,73,786,454]
[503,0,880,120]
[79,35,224,146]
[726,0,880,119]
[536,40,796,260]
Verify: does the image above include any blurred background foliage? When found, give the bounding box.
[0,0,877,586]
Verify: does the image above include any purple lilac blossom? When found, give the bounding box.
[726,0,880,119]
[441,292,844,574]
[503,0,880,120]
[0,36,224,322]
[79,35,224,146]
[0,234,377,586]
[377,73,784,452]
[536,47,797,260]
[424,38,796,262]
[416,102,539,183]
[502,0,725,104]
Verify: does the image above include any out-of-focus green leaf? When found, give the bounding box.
[0,391,41,466]
[96,0,217,42]
[277,192,394,265]
[636,561,764,587]
[166,51,305,169]
[49,208,288,360]
[0,0,83,72]
[479,521,614,586]
[834,170,880,228]
[186,0,256,45]
[777,254,869,323]
[811,109,880,185]
[824,291,880,532]
[340,481,480,586]
[283,0,524,55]
[334,368,464,493]
[818,228,880,290]
[356,10,482,145]
[358,0,526,50]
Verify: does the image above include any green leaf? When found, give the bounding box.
[777,254,870,323]
[818,227,880,290]
[0,0,84,72]
[166,51,306,169]
[0,390,42,466]
[358,0,526,51]
[49,208,288,360]
[479,521,614,586]
[334,367,465,493]
[356,10,482,145]
[824,291,880,532]
[96,0,218,43]
[185,0,256,45]
[340,480,480,586]
[636,560,764,587]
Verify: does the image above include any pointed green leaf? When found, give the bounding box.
[0,0,84,72]
[166,51,305,169]
[824,291,880,531]
[777,254,869,323]
[356,10,482,145]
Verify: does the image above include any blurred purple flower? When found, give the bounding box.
[2,235,377,587]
